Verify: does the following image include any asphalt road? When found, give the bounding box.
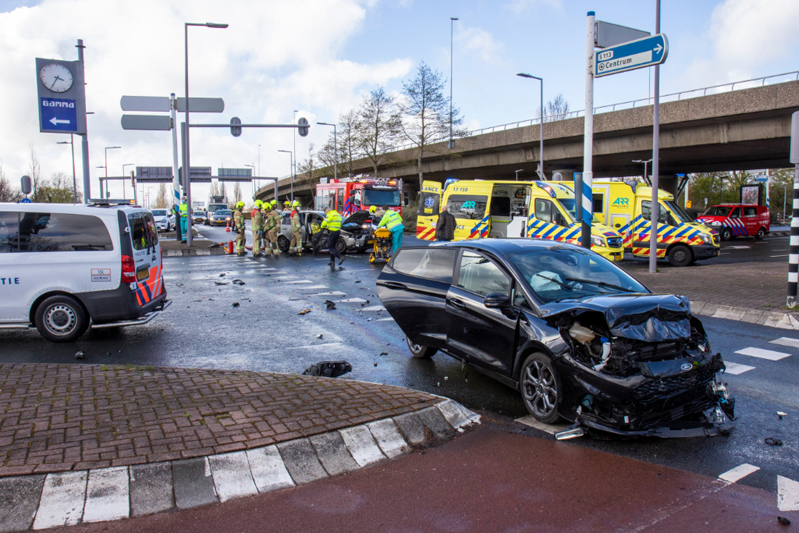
[1,247,796,499]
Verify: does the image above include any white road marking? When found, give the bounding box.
[377,317,394,321]
[209,451,258,502]
[82,467,129,523]
[718,463,760,483]
[770,337,799,349]
[778,475,799,512]
[515,415,570,435]
[734,347,791,361]
[339,426,385,466]
[284,342,343,350]
[299,285,328,290]
[336,298,367,303]
[33,471,88,529]
[284,280,313,284]
[311,291,346,296]
[361,305,386,312]
[246,446,295,493]
[723,362,756,375]
[770,254,789,258]
[728,246,751,249]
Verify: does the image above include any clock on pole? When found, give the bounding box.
[35,57,86,135]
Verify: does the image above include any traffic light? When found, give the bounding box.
[230,116,242,137]
[298,117,309,137]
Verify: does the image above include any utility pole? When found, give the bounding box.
[77,40,91,203]
[649,0,661,273]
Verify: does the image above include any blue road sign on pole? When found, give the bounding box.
[20,198,32,203]
[40,97,79,133]
[755,176,769,182]
[595,33,668,77]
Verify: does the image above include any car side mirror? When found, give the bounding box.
[484,292,511,309]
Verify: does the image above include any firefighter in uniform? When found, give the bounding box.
[289,200,302,257]
[283,200,292,216]
[377,207,404,254]
[251,200,263,257]
[321,207,344,266]
[265,200,282,258]
[260,201,272,255]
[233,201,246,256]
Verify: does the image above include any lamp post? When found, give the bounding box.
[56,136,77,203]
[104,146,120,198]
[449,17,459,150]
[257,144,261,191]
[244,164,255,198]
[184,21,228,247]
[515,169,524,181]
[278,150,293,203]
[633,159,653,185]
[122,163,135,200]
[517,73,544,179]
[317,122,337,181]
[293,110,298,200]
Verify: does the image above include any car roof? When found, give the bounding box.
[0,202,148,216]
[425,238,582,255]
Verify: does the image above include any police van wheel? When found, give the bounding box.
[278,236,290,252]
[721,228,732,241]
[34,295,89,342]
[755,227,766,240]
[667,244,692,268]
[406,336,437,359]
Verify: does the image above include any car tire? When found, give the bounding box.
[667,244,692,267]
[34,295,89,342]
[278,235,290,253]
[406,336,437,359]
[519,352,561,424]
[721,228,732,241]
[755,227,766,240]
[335,237,347,255]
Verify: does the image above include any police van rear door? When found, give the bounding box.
[126,210,164,307]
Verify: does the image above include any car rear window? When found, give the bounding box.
[0,211,114,252]
[391,248,457,282]
[128,212,158,251]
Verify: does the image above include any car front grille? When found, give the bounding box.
[607,237,623,248]
[633,365,716,405]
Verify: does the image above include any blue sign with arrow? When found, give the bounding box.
[595,33,668,77]
[40,97,78,133]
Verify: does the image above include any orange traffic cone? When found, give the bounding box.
[225,220,231,232]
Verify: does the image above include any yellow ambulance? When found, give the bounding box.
[416,179,624,262]
[563,180,719,267]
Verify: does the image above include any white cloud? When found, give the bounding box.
[504,0,562,15]
[0,0,410,201]
[455,26,506,65]
[680,0,799,86]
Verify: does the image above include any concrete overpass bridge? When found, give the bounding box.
[258,71,799,203]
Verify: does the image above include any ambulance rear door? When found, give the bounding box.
[416,181,441,241]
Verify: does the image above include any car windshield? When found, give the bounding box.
[151,209,167,217]
[363,188,401,207]
[666,201,692,222]
[556,198,598,224]
[216,210,232,216]
[701,206,732,217]
[508,246,648,303]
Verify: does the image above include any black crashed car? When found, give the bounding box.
[376,239,734,439]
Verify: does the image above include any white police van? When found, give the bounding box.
[0,201,170,342]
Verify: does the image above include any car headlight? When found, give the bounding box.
[591,235,604,247]
[699,233,713,244]
[226,217,231,221]
[710,221,721,226]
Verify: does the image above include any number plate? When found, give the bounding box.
[137,269,149,281]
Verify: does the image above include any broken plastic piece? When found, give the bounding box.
[232,279,245,285]
[302,360,352,378]
[325,300,336,310]
[75,351,85,360]
[765,437,783,446]
[298,307,312,315]
[232,302,240,307]
[316,333,323,338]
[777,411,787,419]
[555,427,585,440]
[778,516,791,526]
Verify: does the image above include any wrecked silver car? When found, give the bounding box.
[376,239,734,439]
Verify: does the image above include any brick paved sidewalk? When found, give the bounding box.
[0,364,441,478]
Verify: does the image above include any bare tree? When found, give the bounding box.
[297,143,318,184]
[154,184,168,208]
[232,182,242,205]
[29,143,44,202]
[356,88,402,178]
[537,93,571,122]
[399,62,466,191]
[0,163,21,202]
[219,182,228,207]
[36,172,81,203]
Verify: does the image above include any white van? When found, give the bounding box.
[0,201,170,342]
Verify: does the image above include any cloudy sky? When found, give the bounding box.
[1,0,797,204]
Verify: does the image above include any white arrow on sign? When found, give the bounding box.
[49,117,71,125]
[654,43,663,54]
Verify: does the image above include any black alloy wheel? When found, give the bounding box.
[520,353,560,424]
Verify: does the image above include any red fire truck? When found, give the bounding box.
[315,176,404,216]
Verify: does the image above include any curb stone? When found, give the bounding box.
[691,300,799,330]
[0,399,479,532]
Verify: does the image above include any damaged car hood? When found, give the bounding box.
[539,294,692,342]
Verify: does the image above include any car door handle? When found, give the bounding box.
[450,298,467,309]
[383,281,407,290]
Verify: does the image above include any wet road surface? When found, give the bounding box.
[1,250,797,499]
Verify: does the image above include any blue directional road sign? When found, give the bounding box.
[20,198,32,204]
[595,33,668,77]
[40,97,78,133]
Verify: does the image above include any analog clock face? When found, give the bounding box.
[39,63,74,93]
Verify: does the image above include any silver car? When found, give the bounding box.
[277,210,375,254]
[151,209,173,232]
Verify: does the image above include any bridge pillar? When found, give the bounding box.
[658,175,679,196]
[550,169,574,182]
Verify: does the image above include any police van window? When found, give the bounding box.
[535,198,554,223]
[743,207,757,217]
[128,213,158,251]
[456,250,511,297]
[17,213,113,252]
[640,201,670,224]
[447,195,488,220]
[0,211,18,253]
[418,192,440,216]
[391,248,457,283]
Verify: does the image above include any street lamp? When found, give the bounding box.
[517,73,544,179]
[122,163,135,200]
[317,122,337,181]
[515,169,524,181]
[278,150,294,203]
[449,17,459,150]
[184,21,228,247]
[293,110,298,199]
[56,136,77,203]
[632,159,653,185]
[104,146,121,198]
[244,164,255,198]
